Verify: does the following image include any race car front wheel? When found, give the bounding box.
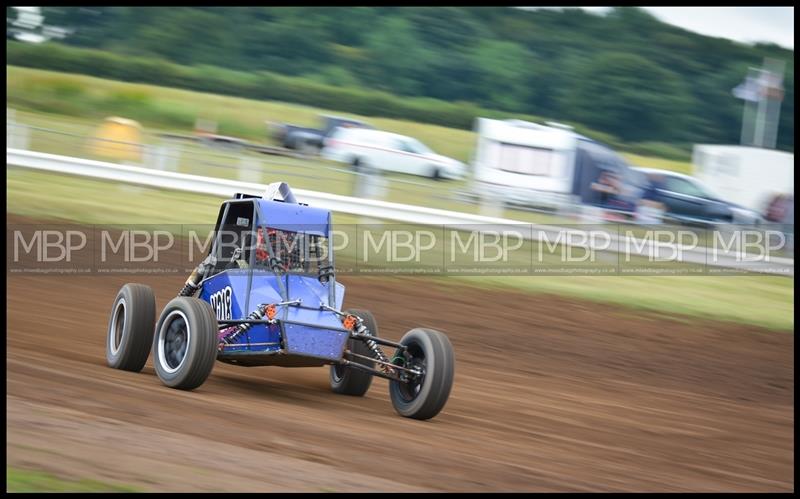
[106,283,156,372]
[389,328,455,420]
[153,297,218,390]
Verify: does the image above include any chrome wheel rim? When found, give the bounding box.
[158,310,191,374]
[109,298,126,355]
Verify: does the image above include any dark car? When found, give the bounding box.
[632,168,761,225]
[271,115,374,153]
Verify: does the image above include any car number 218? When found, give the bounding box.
[209,286,233,321]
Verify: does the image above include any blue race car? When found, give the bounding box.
[106,183,455,420]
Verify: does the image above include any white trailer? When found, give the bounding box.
[470,118,636,211]
[692,145,794,213]
[471,118,577,208]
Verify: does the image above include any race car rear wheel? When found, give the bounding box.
[106,283,156,372]
[330,308,376,396]
[153,297,218,390]
[389,328,454,420]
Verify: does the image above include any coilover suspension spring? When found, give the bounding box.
[178,255,216,297]
[354,320,395,374]
[219,304,268,348]
[178,282,197,297]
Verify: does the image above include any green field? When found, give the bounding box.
[7,168,793,331]
[7,66,694,172]
[7,66,791,331]
[7,65,698,229]
[7,467,140,492]
[11,107,579,226]
[6,111,780,258]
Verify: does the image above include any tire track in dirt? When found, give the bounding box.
[6,216,794,491]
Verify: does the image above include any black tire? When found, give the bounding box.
[330,308,376,396]
[351,157,363,173]
[389,328,454,420]
[429,166,443,181]
[152,297,218,390]
[106,283,156,372]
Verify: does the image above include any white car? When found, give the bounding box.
[322,128,466,180]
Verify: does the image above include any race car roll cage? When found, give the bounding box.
[178,183,424,385]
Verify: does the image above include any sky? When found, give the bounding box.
[10,6,795,50]
[523,7,794,50]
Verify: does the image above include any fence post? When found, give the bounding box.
[352,166,388,200]
[238,156,261,183]
[167,143,180,172]
[7,109,29,150]
[557,195,581,220]
[580,204,605,224]
[477,190,503,218]
[155,145,167,171]
[352,166,388,225]
[145,143,177,171]
[141,144,153,168]
[6,109,15,148]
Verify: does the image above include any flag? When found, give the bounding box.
[733,68,785,103]
[732,74,761,102]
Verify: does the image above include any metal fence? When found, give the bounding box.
[6,110,795,265]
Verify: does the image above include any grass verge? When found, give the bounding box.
[8,65,693,172]
[7,467,140,492]
[6,168,793,331]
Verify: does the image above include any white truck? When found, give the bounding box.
[692,145,794,215]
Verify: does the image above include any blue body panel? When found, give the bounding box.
[203,189,350,364]
[200,269,347,360]
[284,275,345,316]
[199,270,277,353]
[256,199,330,236]
[199,270,253,320]
[282,322,350,361]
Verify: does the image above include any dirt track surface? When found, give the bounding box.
[6,224,794,491]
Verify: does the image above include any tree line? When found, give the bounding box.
[12,7,796,151]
